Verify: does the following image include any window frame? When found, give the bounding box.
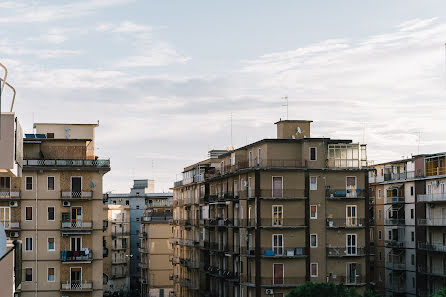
[309,147,317,161]
[47,206,55,221]
[310,234,318,248]
[47,267,55,282]
[346,205,357,226]
[47,176,55,191]
[25,237,33,252]
[346,234,357,255]
[25,267,33,282]
[272,176,283,198]
[272,205,283,226]
[310,205,317,219]
[310,263,318,277]
[25,206,33,221]
[310,176,317,191]
[272,234,284,256]
[48,237,55,252]
[25,176,33,191]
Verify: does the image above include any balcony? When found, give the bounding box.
[388,263,407,270]
[262,247,306,258]
[24,159,110,169]
[386,196,405,204]
[385,240,406,248]
[112,231,130,238]
[184,258,200,269]
[111,271,127,279]
[0,191,20,199]
[60,250,93,263]
[206,266,239,281]
[418,241,446,252]
[418,218,446,227]
[111,245,128,251]
[142,214,172,223]
[384,171,415,182]
[328,274,365,286]
[327,246,366,257]
[326,189,365,199]
[112,258,127,265]
[61,191,93,200]
[60,221,92,234]
[419,193,446,203]
[1,221,20,230]
[259,218,306,229]
[60,281,93,292]
[326,218,366,228]
[239,276,306,287]
[418,265,446,277]
[385,219,406,226]
[258,189,306,199]
[147,200,172,208]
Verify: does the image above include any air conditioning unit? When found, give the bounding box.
[265,289,274,295]
[9,201,18,207]
[10,231,19,238]
[63,201,71,207]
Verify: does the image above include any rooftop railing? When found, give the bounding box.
[24,159,110,168]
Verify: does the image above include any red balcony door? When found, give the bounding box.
[273,263,284,285]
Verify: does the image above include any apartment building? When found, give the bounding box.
[105,179,170,297]
[6,122,111,297]
[103,204,131,296]
[140,194,174,297]
[369,152,446,297]
[172,120,371,297]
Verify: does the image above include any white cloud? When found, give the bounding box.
[29,28,87,44]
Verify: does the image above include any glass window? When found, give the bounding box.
[25,268,32,281]
[48,207,55,221]
[25,176,33,191]
[47,176,55,191]
[310,234,317,248]
[310,176,317,191]
[347,234,357,255]
[48,238,55,251]
[272,177,283,198]
[378,189,381,198]
[311,263,318,277]
[310,147,317,161]
[411,209,414,219]
[26,207,33,221]
[378,230,382,240]
[310,205,317,219]
[25,237,33,251]
[0,177,10,192]
[346,205,357,226]
[346,263,358,284]
[272,234,283,255]
[272,206,283,226]
[48,268,55,282]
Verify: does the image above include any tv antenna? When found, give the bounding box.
[282,96,288,120]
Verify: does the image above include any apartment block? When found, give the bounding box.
[140,194,174,297]
[369,152,446,297]
[172,120,371,297]
[1,121,111,297]
[103,204,131,296]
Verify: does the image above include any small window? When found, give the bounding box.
[378,210,382,220]
[25,237,33,251]
[378,230,382,240]
[411,209,414,219]
[388,230,392,240]
[310,234,318,248]
[47,176,55,191]
[26,206,33,221]
[411,232,415,242]
[412,277,415,288]
[136,218,140,222]
[379,251,382,261]
[136,205,140,210]
[125,200,129,205]
[25,176,33,191]
[46,133,54,138]
[48,207,55,221]
[25,268,32,281]
[48,267,55,282]
[311,263,318,277]
[48,238,55,251]
[310,205,317,219]
[378,189,381,199]
[309,147,317,161]
[411,254,415,265]
[410,186,414,196]
[310,176,317,191]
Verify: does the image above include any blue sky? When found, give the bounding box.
[1,0,446,192]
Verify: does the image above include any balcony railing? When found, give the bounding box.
[418,193,446,203]
[258,189,306,199]
[239,276,306,286]
[418,265,446,277]
[259,218,306,228]
[326,218,366,228]
[1,221,20,230]
[386,196,405,204]
[112,231,130,237]
[139,262,149,269]
[61,191,93,199]
[60,250,93,263]
[61,281,93,291]
[384,171,415,181]
[418,241,446,252]
[418,218,446,227]
[327,246,366,257]
[328,274,365,286]
[385,219,406,225]
[385,240,406,248]
[147,200,172,207]
[24,159,110,168]
[0,191,20,199]
[61,221,92,230]
[262,247,306,258]
[326,189,365,199]
[112,258,127,265]
[142,214,172,223]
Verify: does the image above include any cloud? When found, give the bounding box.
[29,27,88,44]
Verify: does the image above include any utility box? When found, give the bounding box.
[0,113,22,177]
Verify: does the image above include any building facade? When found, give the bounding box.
[103,204,131,296]
[172,120,371,297]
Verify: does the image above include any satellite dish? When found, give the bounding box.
[0,222,7,258]
[297,127,302,134]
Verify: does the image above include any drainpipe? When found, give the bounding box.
[35,171,38,297]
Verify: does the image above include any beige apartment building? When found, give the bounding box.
[172,120,371,297]
[103,204,131,296]
[0,121,110,297]
[140,195,174,297]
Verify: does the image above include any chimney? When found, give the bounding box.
[275,120,312,139]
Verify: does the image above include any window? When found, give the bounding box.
[427,184,432,194]
[136,217,140,222]
[310,234,318,248]
[272,234,283,255]
[346,234,357,255]
[310,205,317,219]
[257,148,261,166]
[410,186,414,196]
[273,263,284,284]
[346,263,358,284]
[310,176,317,191]
[378,209,382,220]
[272,177,283,198]
[378,272,382,281]
[25,268,32,281]
[442,183,445,194]
[47,267,55,282]
[411,209,414,219]
[411,232,415,242]
[378,251,382,261]
[125,200,129,205]
[136,205,140,209]
[388,230,392,240]
[25,237,33,251]
[47,176,55,191]
[378,230,382,240]
[411,254,415,265]
[378,189,381,199]
[249,151,253,167]
[272,206,283,226]
[346,176,357,197]
[0,177,10,192]
[26,206,33,221]
[346,205,357,226]
[311,263,318,277]
[48,238,55,251]
[48,207,55,221]
[412,277,415,288]
[310,147,317,161]
[25,176,33,191]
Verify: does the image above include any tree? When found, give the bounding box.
[431,288,446,297]
[286,282,381,297]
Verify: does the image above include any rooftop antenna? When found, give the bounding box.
[282,96,288,120]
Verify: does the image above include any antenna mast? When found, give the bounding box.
[282,96,288,120]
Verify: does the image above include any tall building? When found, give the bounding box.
[103,204,131,296]
[14,122,110,297]
[105,179,172,297]
[140,194,174,297]
[172,120,371,297]
[369,153,446,297]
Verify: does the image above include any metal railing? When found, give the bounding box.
[24,159,110,168]
[418,241,446,252]
[61,221,92,229]
[328,275,364,286]
[142,215,172,222]
[326,189,365,199]
[261,247,306,257]
[385,240,406,248]
[112,258,127,265]
[60,250,93,262]
[326,218,366,228]
[239,276,306,286]
[61,191,93,199]
[259,218,306,228]
[418,265,446,277]
[418,218,446,226]
[0,221,20,230]
[0,191,20,199]
[327,246,366,257]
[418,193,446,203]
[61,281,93,291]
[385,219,406,225]
[386,196,405,204]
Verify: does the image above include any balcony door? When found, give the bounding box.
[272,177,283,198]
[0,177,10,196]
[346,205,357,227]
[273,263,284,285]
[0,207,11,229]
[346,176,357,198]
[71,237,82,251]
[346,263,357,284]
[71,177,82,198]
[70,267,82,288]
[71,207,82,227]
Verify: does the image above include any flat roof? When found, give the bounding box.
[34,122,99,127]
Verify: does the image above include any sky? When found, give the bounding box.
[1,0,446,193]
